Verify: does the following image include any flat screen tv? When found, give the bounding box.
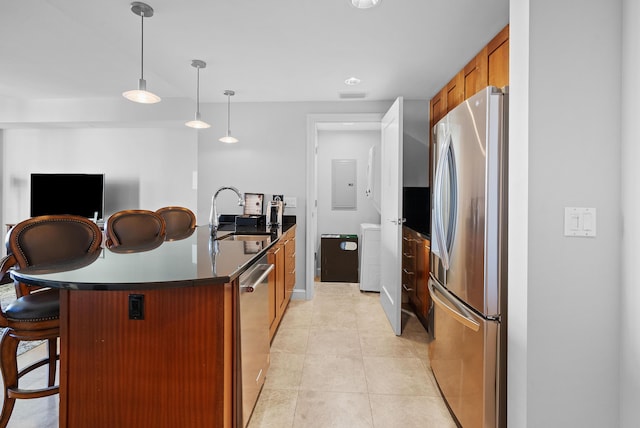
[30,173,105,220]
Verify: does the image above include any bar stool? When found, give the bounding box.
[0,215,103,427]
[105,209,166,252]
[155,206,196,241]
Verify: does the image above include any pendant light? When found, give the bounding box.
[219,90,239,143]
[122,2,161,104]
[185,60,211,129]
[351,0,381,8]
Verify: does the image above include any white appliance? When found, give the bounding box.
[429,86,507,428]
[359,223,381,291]
[365,144,381,214]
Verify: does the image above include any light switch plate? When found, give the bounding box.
[564,207,596,237]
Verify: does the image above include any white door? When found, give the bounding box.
[380,97,403,335]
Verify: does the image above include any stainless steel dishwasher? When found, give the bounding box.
[239,254,274,427]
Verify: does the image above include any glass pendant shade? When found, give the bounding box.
[219,134,239,144]
[186,112,211,129]
[185,60,210,129]
[123,2,161,104]
[123,78,161,104]
[219,90,238,143]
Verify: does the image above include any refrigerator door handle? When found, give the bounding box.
[428,279,480,332]
[433,130,452,270]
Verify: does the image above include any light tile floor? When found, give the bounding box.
[248,283,456,428]
[1,283,456,428]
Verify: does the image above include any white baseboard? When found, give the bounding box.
[291,288,308,300]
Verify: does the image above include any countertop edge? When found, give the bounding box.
[11,223,296,291]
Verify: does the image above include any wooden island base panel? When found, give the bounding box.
[59,283,236,428]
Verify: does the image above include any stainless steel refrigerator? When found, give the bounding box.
[429,86,507,428]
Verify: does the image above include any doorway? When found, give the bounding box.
[305,114,383,300]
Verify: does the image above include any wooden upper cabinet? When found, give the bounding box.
[487,24,509,89]
[430,24,509,118]
[430,88,445,129]
[464,47,489,100]
[445,71,464,113]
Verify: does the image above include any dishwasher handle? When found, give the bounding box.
[240,264,274,292]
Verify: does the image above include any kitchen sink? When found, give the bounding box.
[218,233,272,243]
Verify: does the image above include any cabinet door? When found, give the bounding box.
[430,87,446,129]
[284,235,296,301]
[268,246,280,333]
[414,237,431,319]
[276,243,287,315]
[463,48,488,100]
[268,244,285,340]
[402,227,417,303]
[445,71,464,113]
[488,25,509,89]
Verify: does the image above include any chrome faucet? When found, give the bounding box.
[209,186,244,234]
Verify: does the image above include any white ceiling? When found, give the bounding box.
[0,0,509,104]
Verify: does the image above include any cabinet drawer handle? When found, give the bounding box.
[402,284,414,292]
[402,253,414,258]
[402,268,414,275]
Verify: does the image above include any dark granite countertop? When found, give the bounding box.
[11,222,296,292]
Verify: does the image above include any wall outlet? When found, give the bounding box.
[284,196,297,208]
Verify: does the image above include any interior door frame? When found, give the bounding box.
[305,113,383,300]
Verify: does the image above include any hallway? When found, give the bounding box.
[248,282,456,428]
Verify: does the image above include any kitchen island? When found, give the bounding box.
[11,223,296,428]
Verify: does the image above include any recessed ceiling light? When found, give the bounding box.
[351,0,381,9]
[345,77,361,86]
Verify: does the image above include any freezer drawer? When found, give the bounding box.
[428,278,503,428]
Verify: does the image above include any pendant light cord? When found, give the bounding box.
[196,67,201,115]
[140,12,145,80]
[227,94,231,133]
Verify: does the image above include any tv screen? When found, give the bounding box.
[30,173,105,220]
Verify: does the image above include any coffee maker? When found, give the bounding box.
[269,195,284,226]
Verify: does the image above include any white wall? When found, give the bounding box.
[510,0,622,426]
[317,130,381,235]
[2,127,198,225]
[507,1,529,426]
[620,0,640,425]
[403,100,430,187]
[315,130,381,276]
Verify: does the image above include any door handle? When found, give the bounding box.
[240,264,275,292]
[433,132,452,270]
[402,284,414,292]
[428,279,480,332]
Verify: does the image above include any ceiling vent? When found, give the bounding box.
[339,92,367,99]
